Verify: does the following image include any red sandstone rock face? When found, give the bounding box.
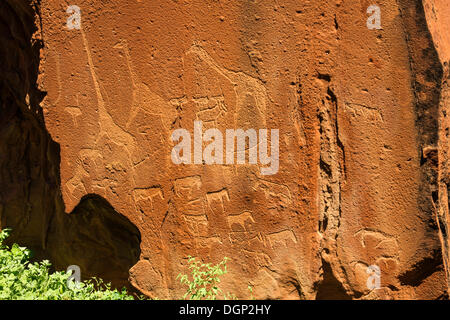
[428,0,450,292]
[1,0,450,299]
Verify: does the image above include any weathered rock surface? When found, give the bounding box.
[1,0,450,299]
[0,0,141,291]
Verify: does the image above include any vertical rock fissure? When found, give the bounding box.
[317,83,350,298]
[438,69,450,290]
[397,0,447,289]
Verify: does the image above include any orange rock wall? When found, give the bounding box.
[1,0,450,299]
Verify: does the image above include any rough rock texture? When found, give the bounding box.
[429,0,450,292]
[0,0,141,291]
[1,0,450,299]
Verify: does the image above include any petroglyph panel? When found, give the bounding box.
[266,230,298,248]
[133,187,164,212]
[227,211,255,231]
[256,179,293,210]
[242,249,273,268]
[38,0,448,299]
[344,103,384,123]
[206,189,230,212]
[174,176,205,216]
[183,215,209,238]
[354,229,399,260]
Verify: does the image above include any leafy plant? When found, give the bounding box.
[0,228,134,300]
[0,229,257,300]
[248,285,255,300]
[177,256,231,300]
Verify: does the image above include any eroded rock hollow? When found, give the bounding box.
[1,0,450,299]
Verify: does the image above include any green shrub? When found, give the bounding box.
[0,228,134,300]
[177,256,235,300]
[0,228,255,300]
